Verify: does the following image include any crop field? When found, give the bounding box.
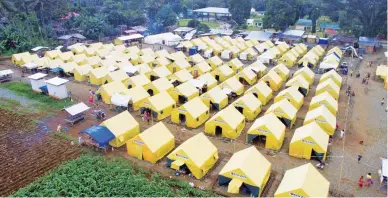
[12,155,218,197]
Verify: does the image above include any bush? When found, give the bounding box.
[187,19,200,28]
[197,23,210,33]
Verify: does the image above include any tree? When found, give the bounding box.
[310,7,320,33]
[0,0,17,17]
[251,0,266,11]
[263,0,298,31]
[187,19,200,28]
[155,5,177,28]
[229,0,252,25]
[197,23,210,33]
[79,15,106,40]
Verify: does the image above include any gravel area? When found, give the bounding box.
[0,88,36,106]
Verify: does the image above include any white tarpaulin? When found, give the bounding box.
[144,33,182,46]
[319,62,338,70]
[221,50,231,59]
[111,93,132,107]
[23,62,38,69]
[239,52,248,61]
[122,66,138,75]
[222,88,232,95]
[258,51,275,64]
[0,69,14,76]
[65,102,90,116]
[204,50,213,58]
[108,66,119,72]
[189,79,205,89]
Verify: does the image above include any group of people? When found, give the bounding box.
[142,110,151,124]
[361,72,371,85]
[358,173,374,188]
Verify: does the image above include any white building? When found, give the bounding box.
[144,33,182,46]
[45,77,69,99]
[27,73,48,92]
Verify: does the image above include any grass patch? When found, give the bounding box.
[0,82,73,111]
[178,19,220,28]
[13,155,219,197]
[1,48,18,57]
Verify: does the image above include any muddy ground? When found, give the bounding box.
[0,48,387,197]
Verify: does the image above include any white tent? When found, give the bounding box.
[28,73,48,92]
[204,49,213,58]
[144,33,182,46]
[258,51,276,64]
[221,50,232,59]
[111,93,132,107]
[319,62,338,70]
[65,103,90,116]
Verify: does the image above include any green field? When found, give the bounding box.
[178,19,220,28]
[13,155,218,197]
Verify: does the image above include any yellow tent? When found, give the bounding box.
[71,45,86,55]
[211,65,234,83]
[60,62,77,73]
[245,81,273,105]
[88,67,109,85]
[58,51,74,63]
[139,48,155,57]
[265,99,297,128]
[289,48,301,59]
[171,97,210,128]
[220,76,245,96]
[319,70,342,87]
[228,46,241,58]
[248,61,267,78]
[155,49,170,58]
[316,79,340,100]
[11,52,30,66]
[128,53,140,65]
[274,163,330,198]
[147,66,172,81]
[89,42,104,50]
[168,51,187,61]
[136,63,152,76]
[250,39,259,45]
[45,50,61,60]
[102,43,115,51]
[153,56,171,67]
[167,133,218,179]
[85,47,97,57]
[34,57,49,68]
[20,54,39,66]
[279,52,297,67]
[139,54,155,67]
[236,42,247,51]
[96,81,129,104]
[126,86,150,111]
[200,86,228,111]
[210,43,223,55]
[247,113,285,151]
[126,46,140,54]
[100,58,117,68]
[328,46,342,56]
[205,107,245,139]
[144,77,174,96]
[141,91,176,120]
[168,58,191,73]
[218,146,271,197]
[96,49,111,58]
[191,61,212,77]
[385,77,388,89]
[169,81,200,105]
[168,69,193,86]
[106,70,129,84]
[45,58,64,69]
[126,122,175,163]
[260,71,283,91]
[297,43,308,54]
[197,73,218,91]
[289,122,329,160]
[285,75,310,96]
[113,45,126,53]
[232,93,262,121]
[270,64,290,82]
[127,74,151,89]
[188,53,205,65]
[269,47,281,58]
[227,58,244,73]
[207,56,224,69]
[223,36,233,42]
[298,52,319,68]
[73,54,88,65]
[102,111,140,147]
[312,45,325,56]
[274,86,304,110]
[294,67,315,85]
[87,56,102,68]
[304,106,336,136]
[236,67,258,85]
[309,92,338,116]
[375,65,387,80]
[178,41,194,51]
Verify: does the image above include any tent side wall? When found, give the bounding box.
[47,84,68,99]
[89,74,105,85]
[127,136,175,163]
[205,118,244,139]
[200,95,229,111]
[171,108,210,128]
[247,128,285,151]
[289,139,327,160]
[108,125,140,148]
[274,189,309,197]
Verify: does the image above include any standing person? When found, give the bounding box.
[89,89,93,96]
[358,176,364,188]
[57,124,61,132]
[350,70,353,77]
[366,173,373,186]
[146,111,150,125]
[340,129,345,138]
[381,98,385,106]
[357,155,362,163]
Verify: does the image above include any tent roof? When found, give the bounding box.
[317,78,340,93]
[194,61,212,73]
[168,51,186,61]
[294,67,314,79]
[172,133,217,167]
[275,163,330,197]
[137,63,152,75]
[321,70,342,84]
[80,125,115,147]
[238,67,257,80]
[233,93,262,111]
[155,49,170,58]
[108,70,129,82]
[100,58,117,68]
[129,74,151,87]
[310,92,338,112]
[228,46,240,53]
[271,64,290,76]
[262,71,282,84]
[266,99,297,120]
[150,77,174,92]
[74,65,93,76]
[90,67,109,78]
[305,106,336,127]
[174,58,191,69]
[221,77,243,92]
[376,65,388,77]
[216,65,234,76]
[229,58,244,67]
[61,62,78,73]
[276,86,304,103]
[203,86,228,103]
[249,113,285,140]
[45,77,69,86]
[197,73,217,87]
[127,46,140,54]
[286,75,309,89]
[147,91,175,111]
[180,97,208,118]
[140,54,155,64]
[102,111,138,137]
[87,56,101,65]
[126,86,150,103]
[209,56,223,66]
[176,81,199,97]
[98,81,128,96]
[209,106,244,129]
[247,81,272,97]
[156,56,171,66]
[170,69,193,83]
[138,122,174,153]
[291,122,329,150]
[28,72,48,80]
[96,49,111,58]
[152,66,171,78]
[190,54,205,64]
[219,146,271,187]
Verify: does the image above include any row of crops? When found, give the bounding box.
[12,155,218,197]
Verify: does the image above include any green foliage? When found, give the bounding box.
[155,5,177,28]
[229,0,252,25]
[12,155,218,197]
[197,23,210,33]
[264,0,298,31]
[0,0,17,17]
[0,82,72,110]
[78,15,106,40]
[187,19,200,28]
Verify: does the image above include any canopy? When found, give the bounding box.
[0,69,14,76]
[65,103,90,116]
[80,125,115,147]
[111,93,132,107]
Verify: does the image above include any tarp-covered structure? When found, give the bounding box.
[200,86,229,111]
[166,133,218,179]
[140,91,176,120]
[171,97,210,128]
[309,92,338,116]
[265,99,297,128]
[232,93,262,121]
[274,86,304,110]
[245,81,273,105]
[304,106,336,136]
[218,147,271,197]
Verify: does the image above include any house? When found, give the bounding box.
[245,31,273,42]
[280,30,305,43]
[319,23,340,32]
[359,36,379,54]
[246,19,263,29]
[295,19,312,32]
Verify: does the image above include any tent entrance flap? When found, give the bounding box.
[179,114,186,124]
[311,149,324,161]
[250,135,267,148]
[228,179,243,194]
[278,117,291,128]
[171,160,185,170]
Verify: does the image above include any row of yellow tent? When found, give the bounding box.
[376,65,388,89]
[278,43,309,67]
[297,45,326,68]
[319,46,343,70]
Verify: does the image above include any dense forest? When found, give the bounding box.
[0,0,386,54]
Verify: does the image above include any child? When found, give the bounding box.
[358,176,364,188]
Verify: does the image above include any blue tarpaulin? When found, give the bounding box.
[51,67,63,73]
[39,85,48,93]
[359,37,377,47]
[80,125,115,147]
[318,38,329,45]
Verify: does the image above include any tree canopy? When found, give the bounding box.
[229,0,252,25]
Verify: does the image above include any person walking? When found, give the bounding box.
[358,176,364,188]
[357,155,362,163]
[366,173,373,186]
[340,129,345,138]
[57,124,61,132]
[381,98,385,106]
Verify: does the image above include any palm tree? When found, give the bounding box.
[0,0,17,17]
